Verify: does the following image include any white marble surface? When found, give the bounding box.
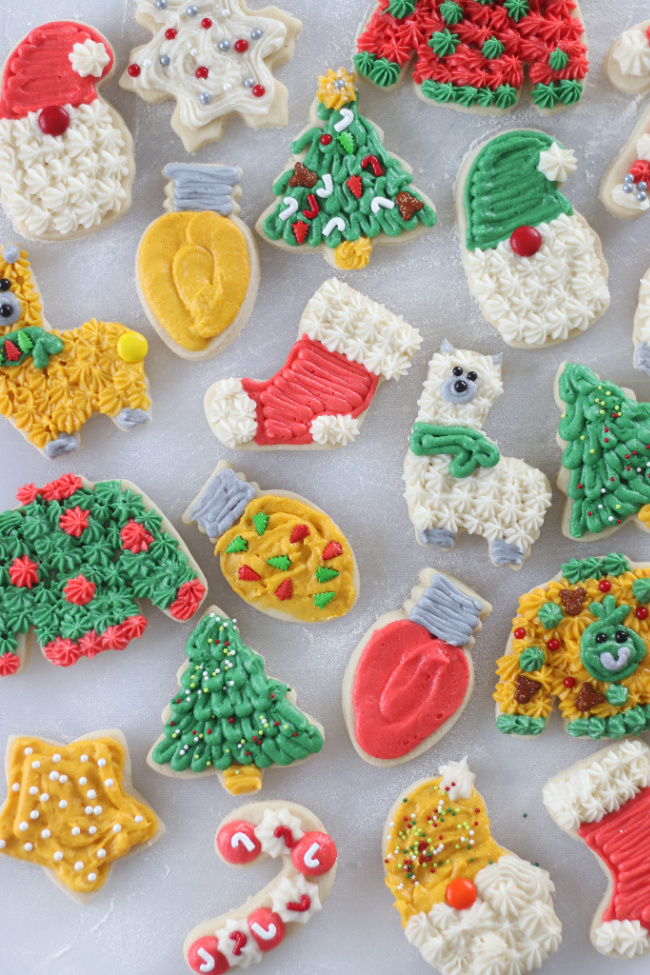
[0,1,649,973]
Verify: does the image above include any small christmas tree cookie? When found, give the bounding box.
[0,731,162,902]
[0,244,151,458]
[0,21,134,241]
[256,67,436,270]
[555,363,650,540]
[343,570,490,765]
[355,0,589,114]
[150,607,324,794]
[495,554,650,740]
[137,164,260,360]
[457,129,609,348]
[385,760,561,975]
[544,739,650,959]
[0,472,206,678]
[204,278,421,449]
[184,461,358,623]
[184,800,336,973]
[120,0,301,152]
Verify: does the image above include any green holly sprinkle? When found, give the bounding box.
[482,37,505,60]
[428,29,461,57]
[313,591,336,610]
[252,512,269,536]
[337,131,355,154]
[440,1,463,24]
[538,602,564,630]
[225,535,248,554]
[315,566,339,583]
[549,47,569,71]
[267,555,291,570]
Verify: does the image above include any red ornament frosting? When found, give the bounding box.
[120,519,154,553]
[63,575,96,606]
[59,506,89,537]
[170,579,207,621]
[9,556,39,589]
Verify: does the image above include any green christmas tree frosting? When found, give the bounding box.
[464,131,573,251]
[557,364,650,538]
[151,611,324,789]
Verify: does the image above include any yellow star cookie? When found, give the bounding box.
[0,731,162,900]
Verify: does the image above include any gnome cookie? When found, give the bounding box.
[0,21,134,241]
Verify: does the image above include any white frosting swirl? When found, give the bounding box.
[613,26,650,77]
[69,38,111,78]
[204,378,257,448]
[538,142,577,183]
[593,920,650,958]
[310,414,360,446]
[254,807,304,858]
[270,874,321,924]
[438,757,475,800]
[214,916,262,968]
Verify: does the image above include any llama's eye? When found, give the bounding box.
[467,371,478,382]
[452,366,463,377]
[0,278,10,292]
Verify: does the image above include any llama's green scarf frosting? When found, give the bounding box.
[410,423,501,478]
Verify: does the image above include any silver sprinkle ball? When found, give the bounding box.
[187,4,199,15]
[218,39,230,51]
[243,77,255,88]
[251,29,263,40]
[200,92,211,105]
[160,54,170,66]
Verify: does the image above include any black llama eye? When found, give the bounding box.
[452,366,463,377]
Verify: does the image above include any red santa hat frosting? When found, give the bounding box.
[0,21,113,120]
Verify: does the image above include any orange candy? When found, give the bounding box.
[445,878,477,910]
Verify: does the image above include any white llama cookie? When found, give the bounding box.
[403,341,552,568]
[634,264,650,375]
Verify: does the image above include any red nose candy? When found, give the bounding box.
[446,878,477,910]
[510,225,542,257]
[38,106,70,137]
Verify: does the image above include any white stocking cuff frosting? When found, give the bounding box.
[594,920,650,958]
[205,378,257,447]
[310,414,360,446]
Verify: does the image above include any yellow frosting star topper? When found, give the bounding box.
[317,67,357,109]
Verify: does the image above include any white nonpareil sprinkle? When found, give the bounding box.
[93,806,103,815]
[29,786,38,795]
[87,872,97,882]
[87,790,97,800]
[85,806,94,815]
[97,849,107,859]
[98,759,106,767]
[134,815,143,823]
[53,852,63,861]
[24,747,33,755]
[40,794,49,802]
[89,826,97,835]
[74,861,83,871]
[24,843,33,852]
[18,822,28,832]
[113,824,122,833]
[31,761,40,769]
[72,827,81,836]
[105,779,114,787]
[79,777,87,786]
[41,829,51,839]
[52,754,61,763]
[0,840,5,849]
[11,783,19,792]
[49,772,59,781]
[80,755,89,763]
[29,811,39,820]
[59,775,68,784]
[59,800,68,809]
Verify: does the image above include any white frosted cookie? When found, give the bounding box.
[0,21,134,241]
[120,0,301,152]
[204,278,421,449]
[457,128,609,348]
[634,264,650,375]
[606,18,650,94]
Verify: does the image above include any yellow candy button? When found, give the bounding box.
[117,331,148,362]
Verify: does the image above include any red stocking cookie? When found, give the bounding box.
[544,739,650,958]
[0,21,134,241]
[343,570,490,764]
[185,801,336,972]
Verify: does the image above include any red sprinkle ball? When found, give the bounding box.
[563,677,576,688]
[510,225,542,258]
[196,66,209,79]
[252,85,266,98]
[201,18,212,29]
[127,64,141,77]
[513,627,526,640]
[547,639,560,652]
[165,28,177,39]
[234,39,249,53]
[320,133,333,145]
[636,606,649,620]
[598,580,612,592]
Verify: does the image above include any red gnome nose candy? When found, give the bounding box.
[38,105,70,136]
[510,225,542,257]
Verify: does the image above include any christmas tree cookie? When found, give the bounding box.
[457,129,609,348]
[495,554,650,740]
[0,244,150,458]
[0,21,134,241]
[355,0,589,114]
[184,800,336,973]
[184,461,358,622]
[0,472,206,678]
[385,760,561,975]
[343,570,490,765]
[149,607,324,795]
[256,67,436,270]
[120,0,301,153]
[0,731,162,902]
[204,278,422,449]
[403,341,551,568]
[544,739,650,959]
[555,363,650,540]
[634,264,650,375]
[137,164,260,360]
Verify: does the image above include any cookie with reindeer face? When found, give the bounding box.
[403,340,551,569]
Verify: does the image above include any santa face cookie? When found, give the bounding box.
[0,245,150,458]
[120,0,301,153]
[137,164,260,360]
[204,278,422,449]
[184,461,358,623]
[0,730,162,903]
[256,67,437,270]
[355,0,589,114]
[495,553,650,740]
[0,21,134,241]
[543,739,650,959]
[185,800,336,973]
[385,760,562,975]
[343,570,490,765]
[634,264,650,375]
[149,606,324,795]
[457,129,610,348]
[403,341,552,568]
[0,472,206,678]
[555,363,650,540]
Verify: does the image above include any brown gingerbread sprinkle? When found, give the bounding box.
[575,682,606,712]
[288,162,318,188]
[396,191,425,221]
[514,673,542,705]
[559,588,587,616]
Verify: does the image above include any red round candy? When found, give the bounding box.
[187,937,230,974]
[630,159,650,185]
[247,909,285,951]
[320,134,333,145]
[38,105,70,137]
[165,28,177,39]
[127,63,141,77]
[564,677,576,688]
[598,580,612,592]
[216,820,261,865]
[510,225,542,257]
[547,639,560,652]
[513,627,526,640]
[196,66,209,79]
[234,39,249,53]
[201,18,213,28]
[292,831,337,877]
[446,878,477,910]
[636,606,649,620]
[252,85,266,98]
